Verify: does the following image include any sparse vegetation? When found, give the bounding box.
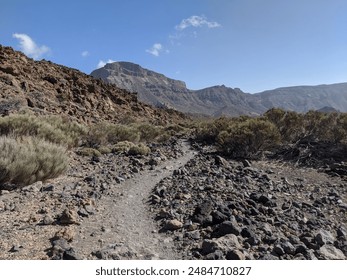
[264,108,347,144]
[217,118,280,158]
[85,121,177,148]
[0,136,68,186]
[193,109,347,159]
[0,113,86,147]
[86,122,140,147]
[134,123,163,142]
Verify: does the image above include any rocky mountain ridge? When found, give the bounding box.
[0,45,185,124]
[91,63,259,116]
[92,62,347,116]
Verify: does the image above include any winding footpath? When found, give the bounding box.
[72,140,196,259]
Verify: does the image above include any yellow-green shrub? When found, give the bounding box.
[77,147,102,157]
[111,141,151,156]
[194,117,231,144]
[86,122,140,147]
[0,114,86,147]
[97,146,112,154]
[111,141,135,153]
[0,136,68,186]
[217,119,280,158]
[134,123,163,142]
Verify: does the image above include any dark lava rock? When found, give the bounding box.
[272,245,285,256]
[212,210,229,224]
[282,241,296,255]
[212,220,241,237]
[50,238,76,260]
[226,249,245,260]
[192,201,214,226]
[259,253,279,260]
[63,248,80,260]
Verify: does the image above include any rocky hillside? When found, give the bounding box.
[152,151,347,260]
[92,62,347,116]
[0,45,185,124]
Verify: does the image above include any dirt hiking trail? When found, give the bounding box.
[72,140,196,259]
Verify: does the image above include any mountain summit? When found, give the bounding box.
[91,62,188,109]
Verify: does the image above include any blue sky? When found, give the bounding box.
[1,0,346,93]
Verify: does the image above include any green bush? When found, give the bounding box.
[194,117,231,144]
[0,136,68,186]
[302,111,347,143]
[217,119,280,158]
[264,108,304,143]
[264,109,347,144]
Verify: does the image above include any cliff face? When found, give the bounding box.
[0,46,186,124]
[92,62,347,117]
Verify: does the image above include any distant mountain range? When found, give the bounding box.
[91,62,347,116]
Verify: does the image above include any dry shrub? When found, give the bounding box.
[0,136,68,186]
[77,147,101,157]
[111,141,135,153]
[112,141,150,156]
[128,143,151,156]
[86,122,140,147]
[134,123,164,142]
[0,114,86,147]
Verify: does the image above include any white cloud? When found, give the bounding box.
[176,15,221,30]
[81,50,90,57]
[12,33,50,59]
[97,59,116,68]
[146,43,163,57]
